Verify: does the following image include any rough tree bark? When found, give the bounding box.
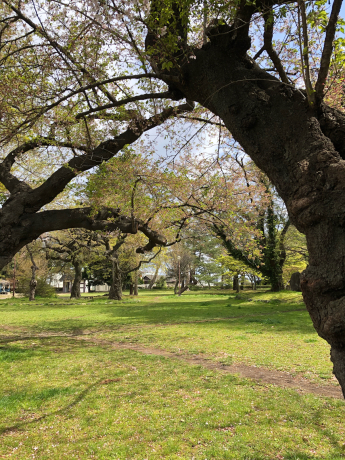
[102,235,126,301]
[240,275,244,291]
[129,282,134,295]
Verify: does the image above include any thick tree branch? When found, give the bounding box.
[315,0,343,101]
[0,170,30,194]
[27,101,194,210]
[26,207,167,253]
[0,137,86,193]
[2,137,84,171]
[318,103,345,160]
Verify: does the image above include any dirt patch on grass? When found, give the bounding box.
[78,337,343,400]
[2,331,342,400]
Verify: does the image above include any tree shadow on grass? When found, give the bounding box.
[0,333,91,362]
[0,377,120,435]
[0,345,37,362]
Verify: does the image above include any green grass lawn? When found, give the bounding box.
[0,290,344,459]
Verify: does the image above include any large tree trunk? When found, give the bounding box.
[270,270,284,292]
[302,224,345,396]
[70,261,82,299]
[109,256,122,300]
[240,275,244,291]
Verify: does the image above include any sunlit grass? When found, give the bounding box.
[0,290,344,459]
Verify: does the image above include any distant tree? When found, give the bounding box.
[166,243,197,295]
[6,239,53,299]
[184,233,223,288]
[88,232,161,300]
[213,184,290,292]
[282,226,309,285]
[26,244,39,301]
[44,230,99,299]
[218,255,261,293]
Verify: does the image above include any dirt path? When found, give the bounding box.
[1,329,342,400]
[76,336,344,400]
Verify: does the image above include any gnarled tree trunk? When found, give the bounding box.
[26,245,38,301]
[29,275,37,301]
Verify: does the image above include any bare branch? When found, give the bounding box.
[253,45,265,61]
[75,91,173,119]
[315,0,343,101]
[125,248,162,275]
[263,11,289,84]
[3,0,117,104]
[297,0,316,106]
[177,115,225,127]
[27,207,168,254]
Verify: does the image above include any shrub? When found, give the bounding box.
[16,277,57,298]
[155,277,167,289]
